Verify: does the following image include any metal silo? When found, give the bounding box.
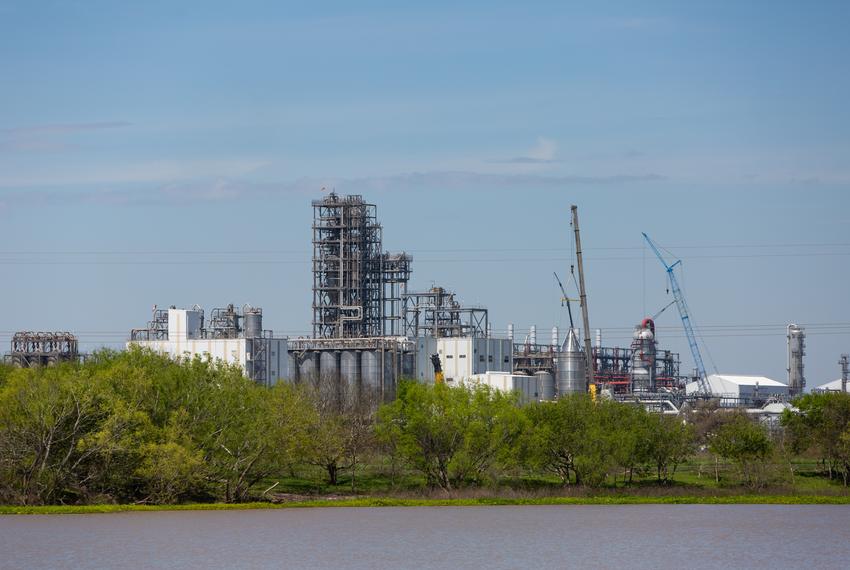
[551,327,559,350]
[320,351,340,385]
[557,328,585,396]
[530,325,537,346]
[402,351,415,379]
[361,350,379,391]
[287,351,298,383]
[536,370,555,401]
[298,352,319,383]
[243,306,263,338]
[340,350,361,392]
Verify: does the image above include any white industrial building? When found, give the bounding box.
[413,336,513,384]
[812,379,849,393]
[464,371,539,404]
[129,306,288,386]
[686,374,788,405]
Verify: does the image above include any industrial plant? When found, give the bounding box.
[6,191,849,412]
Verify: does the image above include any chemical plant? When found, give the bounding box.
[6,191,850,411]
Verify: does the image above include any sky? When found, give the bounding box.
[1,1,849,388]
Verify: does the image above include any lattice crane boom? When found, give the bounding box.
[642,232,711,395]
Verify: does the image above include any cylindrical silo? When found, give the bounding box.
[551,326,559,350]
[243,306,263,338]
[298,352,319,383]
[402,351,415,379]
[383,350,396,398]
[320,351,340,385]
[340,350,361,392]
[508,323,514,342]
[536,370,555,401]
[361,350,379,391]
[557,328,585,396]
[287,351,298,383]
[530,325,537,346]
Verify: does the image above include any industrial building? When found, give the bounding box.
[813,379,850,393]
[685,374,789,407]
[129,304,287,387]
[109,191,824,413]
[8,331,79,367]
[509,319,686,401]
[311,193,411,339]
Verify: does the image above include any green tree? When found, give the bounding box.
[644,414,695,483]
[709,412,773,488]
[0,365,107,504]
[523,395,610,486]
[782,392,850,484]
[377,381,524,490]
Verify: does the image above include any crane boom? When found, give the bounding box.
[553,272,576,330]
[642,232,711,395]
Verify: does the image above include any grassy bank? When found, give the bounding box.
[3,494,850,515]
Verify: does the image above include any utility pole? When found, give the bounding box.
[571,205,595,391]
[840,354,849,394]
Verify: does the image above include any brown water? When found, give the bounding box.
[1,505,849,569]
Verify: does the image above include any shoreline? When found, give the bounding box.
[3,495,850,515]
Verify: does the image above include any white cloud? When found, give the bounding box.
[491,137,560,164]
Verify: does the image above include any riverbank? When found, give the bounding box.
[4,494,850,515]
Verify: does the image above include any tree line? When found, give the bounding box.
[1,349,848,505]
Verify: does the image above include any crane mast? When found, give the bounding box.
[572,206,595,391]
[642,232,711,395]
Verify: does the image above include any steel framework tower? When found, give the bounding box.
[311,193,411,338]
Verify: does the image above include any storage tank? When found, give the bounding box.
[557,328,585,396]
[320,351,340,385]
[243,306,263,338]
[530,325,537,346]
[287,351,298,382]
[551,327,559,350]
[402,351,415,379]
[340,350,360,392]
[361,350,379,391]
[536,370,555,401]
[298,352,319,383]
[383,351,396,398]
[630,318,656,393]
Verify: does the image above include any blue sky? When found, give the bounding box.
[1,1,849,387]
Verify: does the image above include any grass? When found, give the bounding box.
[3,494,850,515]
[4,457,849,515]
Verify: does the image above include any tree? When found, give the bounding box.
[709,412,773,488]
[302,372,377,488]
[782,392,850,484]
[377,381,524,491]
[644,414,695,483]
[523,395,605,486]
[0,365,105,505]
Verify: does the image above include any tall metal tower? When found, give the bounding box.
[311,193,411,338]
[787,324,806,396]
[839,354,848,394]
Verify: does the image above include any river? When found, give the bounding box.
[2,505,849,569]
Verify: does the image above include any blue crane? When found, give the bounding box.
[642,232,711,395]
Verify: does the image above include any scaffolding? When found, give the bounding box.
[10,331,79,367]
[402,286,488,338]
[311,193,411,338]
